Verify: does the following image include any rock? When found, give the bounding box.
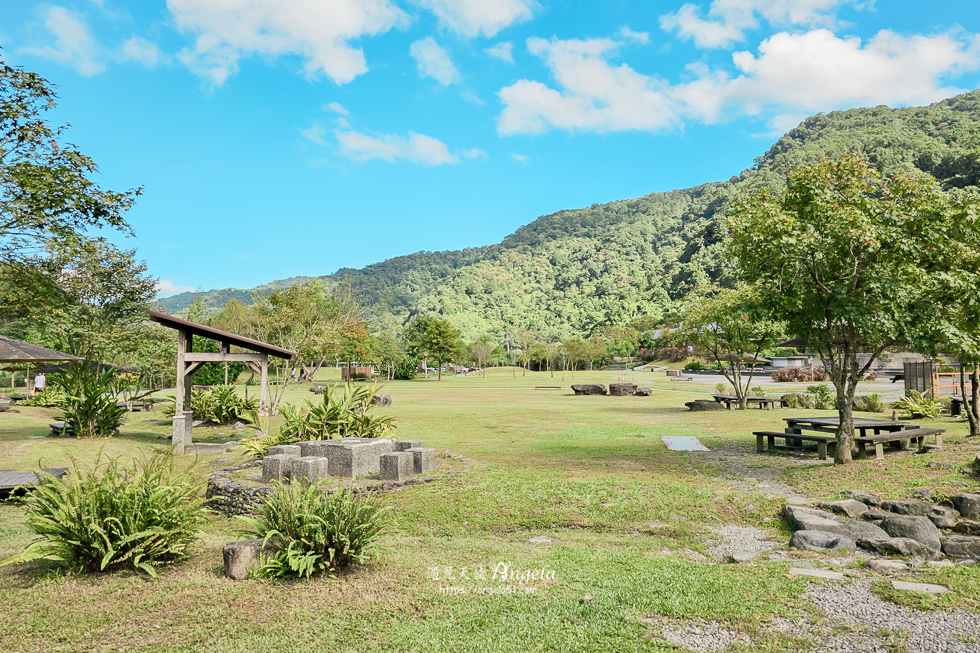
[862,509,895,521]
[865,559,908,572]
[223,538,275,580]
[370,393,392,407]
[910,488,935,501]
[571,383,607,396]
[843,490,881,507]
[685,399,726,411]
[528,535,554,544]
[880,515,942,551]
[927,560,955,568]
[309,386,325,395]
[785,497,817,507]
[608,383,638,396]
[728,551,757,563]
[788,568,844,580]
[580,595,594,603]
[953,520,980,536]
[927,461,954,469]
[929,513,959,529]
[635,387,653,396]
[920,444,944,453]
[819,499,869,519]
[845,520,889,541]
[943,535,980,558]
[891,580,950,594]
[951,493,980,520]
[790,530,857,553]
[880,500,933,516]
[784,505,847,535]
[857,537,941,560]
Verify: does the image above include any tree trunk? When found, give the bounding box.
[437,360,442,381]
[964,361,980,437]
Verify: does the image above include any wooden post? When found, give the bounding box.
[259,354,269,436]
[173,329,187,454]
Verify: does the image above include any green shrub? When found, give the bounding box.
[241,384,396,457]
[51,363,125,438]
[865,393,885,413]
[4,453,207,576]
[805,383,835,410]
[893,390,941,419]
[162,386,258,425]
[714,382,727,395]
[239,483,389,578]
[23,389,64,407]
[657,347,688,362]
[684,360,707,371]
[393,356,419,380]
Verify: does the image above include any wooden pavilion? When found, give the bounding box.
[146,310,296,454]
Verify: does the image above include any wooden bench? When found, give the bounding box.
[754,431,837,460]
[854,427,944,460]
[715,396,782,410]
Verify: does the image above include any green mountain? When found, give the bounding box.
[155,92,980,340]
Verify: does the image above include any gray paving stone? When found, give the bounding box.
[327,438,396,477]
[891,580,950,594]
[788,568,844,580]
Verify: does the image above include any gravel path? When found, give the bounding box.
[707,525,782,561]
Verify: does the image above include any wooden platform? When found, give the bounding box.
[0,468,68,491]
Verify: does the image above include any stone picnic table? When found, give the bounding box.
[711,395,781,410]
[754,416,944,461]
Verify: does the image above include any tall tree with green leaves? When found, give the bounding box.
[680,287,783,409]
[729,155,963,464]
[403,316,462,381]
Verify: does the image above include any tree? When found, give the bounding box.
[469,335,495,378]
[729,155,962,464]
[403,316,462,381]
[562,337,588,378]
[1,58,140,268]
[512,328,540,376]
[680,287,782,409]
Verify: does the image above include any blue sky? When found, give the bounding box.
[1,1,979,297]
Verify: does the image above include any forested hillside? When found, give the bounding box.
[155,92,980,339]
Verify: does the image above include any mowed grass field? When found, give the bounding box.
[1,368,978,652]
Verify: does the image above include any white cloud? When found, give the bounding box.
[166,0,408,86]
[156,280,195,297]
[619,26,650,44]
[497,29,980,135]
[119,36,167,67]
[486,41,514,63]
[660,0,865,49]
[409,37,460,85]
[22,7,105,75]
[323,101,350,115]
[301,122,328,145]
[336,129,460,165]
[461,90,485,105]
[462,148,488,159]
[511,153,530,163]
[413,0,536,38]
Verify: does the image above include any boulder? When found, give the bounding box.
[845,520,889,541]
[685,399,727,411]
[844,490,881,507]
[880,515,942,552]
[953,520,980,536]
[861,509,895,521]
[819,499,869,519]
[370,393,392,407]
[635,387,653,396]
[609,383,638,396]
[784,505,847,536]
[857,537,941,560]
[910,488,935,501]
[571,383,607,396]
[865,559,909,572]
[929,505,960,530]
[223,538,276,580]
[942,535,980,559]
[789,530,856,553]
[880,500,933,516]
[951,493,980,520]
[309,386,325,395]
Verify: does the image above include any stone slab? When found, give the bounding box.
[328,438,396,477]
[891,580,950,594]
[406,447,437,474]
[291,456,329,484]
[661,436,710,452]
[267,445,302,458]
[380,452,413,481]
[261,454,294,483]
[788,568,844,580]
[395,440,423,451]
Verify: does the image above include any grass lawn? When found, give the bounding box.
[1,368,978,652]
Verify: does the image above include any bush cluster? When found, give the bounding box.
[163,386,258,425]
[770,366,829,382]
[656,347,689,362]
[239,483,389,578]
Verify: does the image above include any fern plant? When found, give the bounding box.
[238,482,389,578]
[51,363,126,437]
[893,390,942,419]
[2,453,207,576]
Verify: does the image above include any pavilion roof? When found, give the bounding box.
[146,310,296,359]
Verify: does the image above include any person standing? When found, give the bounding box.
[33,372,46,396]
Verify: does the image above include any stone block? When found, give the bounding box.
[609,383,638,396]
[223,538,275,580]
[395,439,424,451]
[784,505,847,536]
[942,535,980,559]
[843,489,881,506]
[819,499,868,519]
[291,456,329,484]
[380,452,413,481]
[880,515,942,551]
[298,440,333,457]
[171,414,186,455]
[951,493,980,520]
[881,499,932,516]
[327,439,396,478]
[261,455,294,483]
[406,447,437,474]
[267,445,302,458]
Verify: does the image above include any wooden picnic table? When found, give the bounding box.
[712,395,781,410]
[754,416,943,460]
